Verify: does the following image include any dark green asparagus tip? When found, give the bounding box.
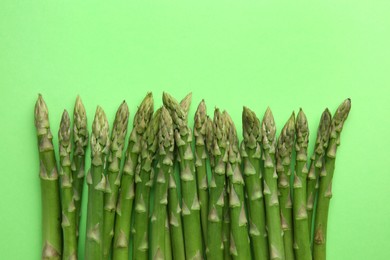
[295,108,309,145]
[331,98,351,133]
[34,94,50,135]
[59,110,71,144]
[242,106,261,149]
[134,92,154,134]
[180,92,193,117]
[73,96,89,156]
[111,101,130,152]
[91,106,110,165]
[315,109,332,151]
[162,92,186,130]
[262,107,276,150]
[194,100,206,131]
[205,116,214,155]
[159,107,174,148]
[277,112,295,163]
[145,108,162,153]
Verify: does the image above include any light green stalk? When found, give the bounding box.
[103,102,129,259]
[241,107,269,260]
[85,106,110,260]
[275,113,295,260]
[313,99,351,260]
[35,95,62,260]
[293,109,312,260]
[306,109,331,242]
[261,108,285,260]
[194,100,209,245]
[165,216,173,260]
[222,183,231,260]
[59,110,77,260]
[71,96,89,240]
[112,93,154,260]
[225,113,251,259]
[151,107,174,260]
[163,92,203,260]
[133,109,161,260]
[205,109,227,260]
[167,161,185,260]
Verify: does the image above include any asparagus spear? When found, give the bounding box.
[313,99,351,260]
[85,106,110,260]
[133,108,161,260]
[103,101,129,259]
[167,161,186,260]
[293,109,312,260]
[112,93,154,260]
[58,110,77,260]
[165,216,173,260]
[275,113,295,260]
[151,107,174,260]
[225,113,251,259]
[306,109,331,239]
[222,184,231,260]
[72,96,89,239]
[206,109,227,260]
[163,92,203,260]
[241,107,269,260]
[261,108,285,260]
[34,95,62,260]
[194,100,209,245]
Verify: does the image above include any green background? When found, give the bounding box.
[1,1,389,259]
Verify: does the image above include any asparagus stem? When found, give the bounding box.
[292,109,312,260]
[35,95,62,260]
[163,92,203,260]
[112,93,154,260]
[72,96,89,240]
[261,108,285,260]
[151,107,174,259]
[194,100,209,245]
[222,183,231,260]
[225,113,251,259]
[306,109,331,244]
[165,215,173,260]
[313,99,351,260]
[59,110,77,260]
[168,161,186,260]
[206,109,228,260]
[85,106,110,260]
[103,102,129,259]
[276,113,295,260]
[133,109,161,260]
[241,107,269,260]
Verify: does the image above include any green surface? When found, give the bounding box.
[0,1,389,259]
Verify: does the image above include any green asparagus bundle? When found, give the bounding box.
[58,110,77,260]
[72,96,89,239]
[193,100,209,245]
[241,107,269,260]
[112,93,154,260]
[293,109,312,260]
[306,109,331,241]
[261,108,285,260]
[206,109,228,260]
[275,113,295,260]
[225,113,251,259]
[103,101,129,259]
[151,107,174,259]
[85,106,110,260]
[313,99,351,260]
[163,92,203,260]
[35,95,62,260]
[133,108,161,260]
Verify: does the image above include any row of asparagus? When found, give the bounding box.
[34,93,351,260]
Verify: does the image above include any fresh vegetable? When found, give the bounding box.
[35,94,62,260]
[313,99,351,260]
